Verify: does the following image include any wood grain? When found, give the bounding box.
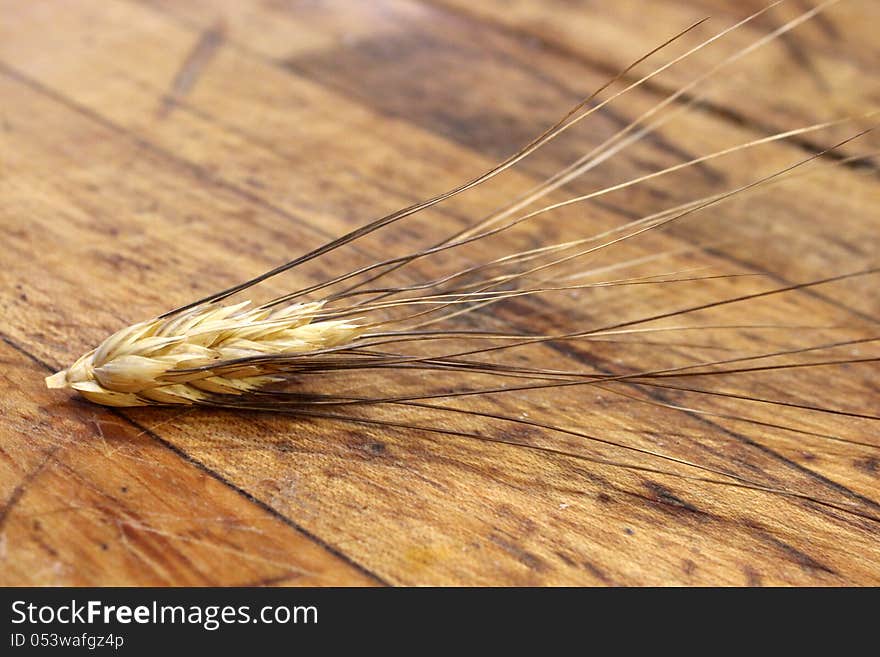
[0,0,877,585]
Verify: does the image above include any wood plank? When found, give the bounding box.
[1,0,878,585]
[0,340,378,585]
[133,0,880,296]
[428,0,880,142]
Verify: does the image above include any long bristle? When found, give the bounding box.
[44,1,879,517]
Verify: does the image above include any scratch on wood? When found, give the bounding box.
[488,533,547,572]
[118,518,319,581]
[747,524,837,575]
[157,19,227,119]
[0,445,60,532]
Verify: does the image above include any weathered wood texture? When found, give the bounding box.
[1,0,878,585]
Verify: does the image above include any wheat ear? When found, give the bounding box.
[44,300,364,407]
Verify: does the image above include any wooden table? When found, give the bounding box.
[1,0,878,586]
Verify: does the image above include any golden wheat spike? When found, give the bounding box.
[44,300,364,407]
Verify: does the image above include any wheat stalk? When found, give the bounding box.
[38,1,880,523]
[45,300,364,407]
[44,1,875,435]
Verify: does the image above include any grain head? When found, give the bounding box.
[45,300,364,406]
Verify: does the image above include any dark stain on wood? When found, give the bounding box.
[157,19,227,119]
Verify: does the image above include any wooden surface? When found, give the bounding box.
[1,0,878,585]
